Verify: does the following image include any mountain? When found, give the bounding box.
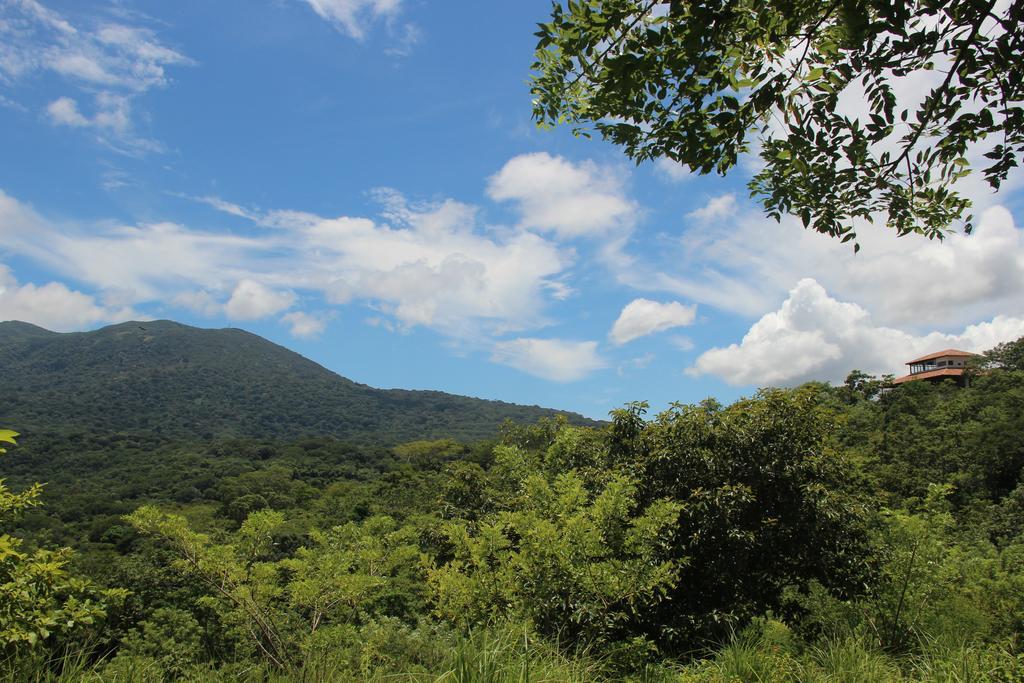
[0,320,59,344]
[0,320,595,444]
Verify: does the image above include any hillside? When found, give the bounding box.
[0,319,594,444]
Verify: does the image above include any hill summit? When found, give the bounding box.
[0,320,592,443]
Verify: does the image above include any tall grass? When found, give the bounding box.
[802,637,902,682]
[3,625,1021,682]
[435,625,604,683]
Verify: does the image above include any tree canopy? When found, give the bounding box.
[531,0,1024,246]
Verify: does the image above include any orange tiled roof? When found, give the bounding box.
[905,349,977,365]
[892,367,966,384]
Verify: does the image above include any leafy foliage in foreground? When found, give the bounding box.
[532,0,1024,243]
[0,431,123,654]
[431,388,873,653]
[1,338,1022,681]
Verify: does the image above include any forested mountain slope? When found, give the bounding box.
[0,320,594,443]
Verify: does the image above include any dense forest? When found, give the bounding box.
[0,320,595,444]
[1,338,1022,681]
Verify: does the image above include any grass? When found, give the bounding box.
[3,625,1022,682]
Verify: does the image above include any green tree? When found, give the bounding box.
[429,469,682,650]
[0,430,123,651]
[842,356,1024,508]
[126,507,425,672]
[633,387,875,646]
[532,0,1023,243]
[840,369,892,403]
[794,485,1024,651]
[112,607,205,678]
[977,335,1024,372]
[432,388,874,653]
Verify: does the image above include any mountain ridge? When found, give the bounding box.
[0,319,596,444]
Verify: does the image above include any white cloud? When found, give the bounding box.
[491,338,606,382]
[654,158,691,183]
[383,21,421,57]
[0,2,192,90]
[617,352,655,376]
[1,1,192,152]
[171,290,222,317]
[686,194,737,222]
[46,93,140,144]
[833,206,1024,326]
[611,196,1024,327]
[281,311,328,338]
[224,280,296,320]
[297,193,570,334]
[45,96,89,126]
[609,298,696,345]
[0,264,136,331]
[689,278,1024,386]
[302,0,403,40]
[0,186,571,339]
[487,152,636,239]
[193,195,260,221]
[174,287,325,337]
[669,335,695,351]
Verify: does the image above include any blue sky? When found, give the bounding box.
[2,0,1024,419]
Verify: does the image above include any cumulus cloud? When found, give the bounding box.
[609,298,696,345]
[686,194,737,222]
[0,264,136,331]
[45,96,89,126]
[654,158,691,183]
[612,196,1024,327]
[833,206,1024,326]
[224,280,296,320]
[491,338,606,382]
[689,278,1024,387]
[301,195,568,334]
[281,311,328,338]
[1,0,192,152]
[487,152,636,239]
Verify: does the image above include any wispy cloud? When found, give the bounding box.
[0,0,193,153]
[302,0,401,39]
[300,0,419,53]
[0,185,572,344]
[491,337,606,382]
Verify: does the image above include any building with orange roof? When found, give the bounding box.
[891,349,978,386]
